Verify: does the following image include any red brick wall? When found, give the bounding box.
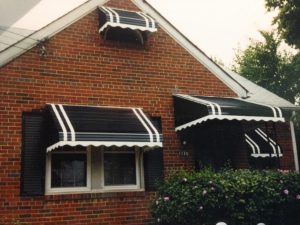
[0,0,295,224]
[276,122,295,170]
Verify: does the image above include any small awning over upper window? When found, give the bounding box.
[98,6,157,33]
[46,104,162,152]
[174,94,285,131]
[245,128,282,158]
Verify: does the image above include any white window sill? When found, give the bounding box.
[45,188,145,195]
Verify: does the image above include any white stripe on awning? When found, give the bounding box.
[132,108,153,143]
[137,108,160,142]
[51,104,68,141]
[58,104,75,141]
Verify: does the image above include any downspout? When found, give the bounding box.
[290,119,299,172]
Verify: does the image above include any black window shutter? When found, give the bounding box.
[21,112,45,197]
[143,148,164,191]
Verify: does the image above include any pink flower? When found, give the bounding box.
[278,169,290,174]
[163,196,170,201]
[284,189,289,195]
[296,194,300,200]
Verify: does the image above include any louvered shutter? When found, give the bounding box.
[143,148,164,191]
[20,112,45,196]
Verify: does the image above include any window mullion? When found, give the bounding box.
[87,146,92,190]
[100,146,104,189]
[135,147,140,188]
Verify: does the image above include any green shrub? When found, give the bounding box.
[150,168,300,225]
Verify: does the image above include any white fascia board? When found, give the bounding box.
[0,0,109,68]
[132,0,248,98]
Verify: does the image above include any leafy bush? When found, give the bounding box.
[150,168,300,225]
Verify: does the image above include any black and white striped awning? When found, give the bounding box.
[98,6,157,33]
[245,128,282,158]
[174,94,285,131]
[46,104,162,152]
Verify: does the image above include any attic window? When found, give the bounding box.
[102,27,146,45]
[98,7,157,44]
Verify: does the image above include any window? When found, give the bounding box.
[104,152,136,186]
[51,153,87,188]
[102,27,146,45]
[46,146,143,194]
[101,149,142,190]
[46,146,91,193]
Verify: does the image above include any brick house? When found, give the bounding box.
[0,0,299,224]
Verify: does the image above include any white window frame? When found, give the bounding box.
[45,146,144,194]
[45,147,92,194]
[100,147,143,191]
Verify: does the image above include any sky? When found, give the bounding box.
[0,0,88,29]
[148,0,276,66]
[0,0,276,66]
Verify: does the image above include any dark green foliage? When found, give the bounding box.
[233,31,300,104]
[265,0,300,49]
[150,168,300,225]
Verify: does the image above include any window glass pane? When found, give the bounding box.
[104,153,136,186]
[104,27,144,45]
[51,153,87,188]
